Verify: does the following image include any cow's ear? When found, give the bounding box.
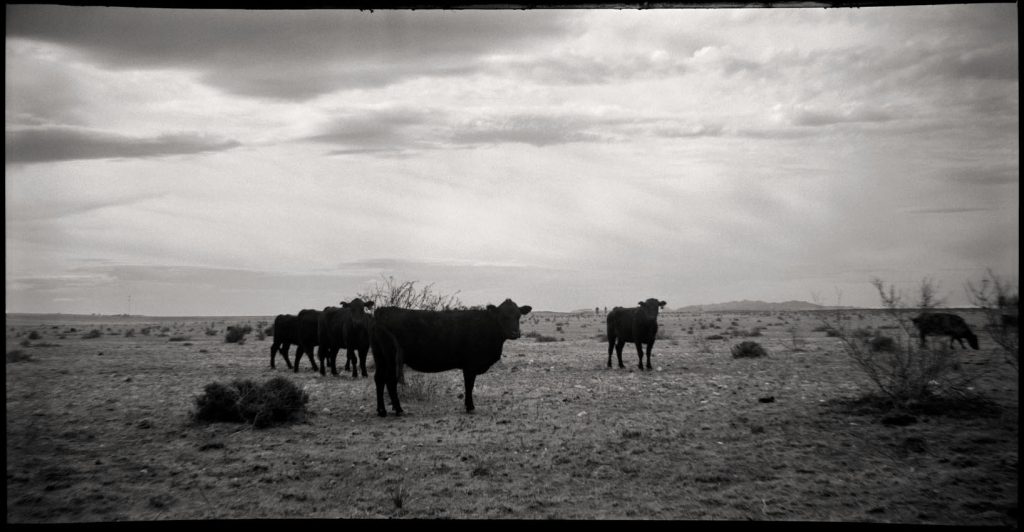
[659,301,667,308]
[365,301,374,309]
[487,304,498,312]
[638,301,644,307]
[340,301,349,308]
[520,305,532,315]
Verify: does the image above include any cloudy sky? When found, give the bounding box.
[5,4,1019,316]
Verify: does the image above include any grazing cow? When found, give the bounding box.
[911,312,979,350]
[369,299,532,416]
[270,314,299,369]
[317,298,375,377]
[607,298,667,370]
[292,308,321,373]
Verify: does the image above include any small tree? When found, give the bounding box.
[965,269,1019,370]
[356,274,462,311]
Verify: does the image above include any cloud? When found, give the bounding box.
[450,114,609,147]
[5,126,241,164]
[904,207,996,215]
[789,105,898,127]
[6,7,575,101]
[487,50,687,85]
[303,107,441,153]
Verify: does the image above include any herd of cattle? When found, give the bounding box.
[268,297,1000,417]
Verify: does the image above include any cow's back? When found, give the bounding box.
[914,312,968,334]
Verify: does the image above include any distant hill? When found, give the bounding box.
[672,300,853,312]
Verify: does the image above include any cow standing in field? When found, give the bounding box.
[911,312,980,350]
[317,298,375,378]
[607,298,667,370]
[292,308,321,372]
[369,299,532,416]
[270,314,299,370]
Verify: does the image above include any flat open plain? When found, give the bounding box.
[5,310,1018,523]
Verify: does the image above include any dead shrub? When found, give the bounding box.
[191,376,309,428]
[82,329,102,339]
[731,341,768,358]
[820,278,981,408]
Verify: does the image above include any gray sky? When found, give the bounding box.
[5,5,1019,315]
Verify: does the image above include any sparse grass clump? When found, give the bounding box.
[28,331,41,340]
[192,376,309,428]
[169,336,190,342]
[82,329,102,339]
[524,331,559,343]
[6,350,33,363]
[731,341,768,358]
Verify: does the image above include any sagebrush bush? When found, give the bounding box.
[6,350,33,363]
[524,331,558,343]
[731,341,768,358]
[28,331,41,340]
[192,377,308,428]
[225,325,252,344]
[82,329,102,339]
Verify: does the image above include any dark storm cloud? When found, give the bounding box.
[5,127,241,164]
[6,6,575,100]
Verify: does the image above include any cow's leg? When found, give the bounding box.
[358,347,369,378]
[305,346,318,372]
[374,365,388,417]
[347,348,358,378]
[634,342,645,370]
[332,346,343,376]
[292,346,303,373]
[270,342,279,369]
[463,371,477,413]
[607,337,615,368]
[316,345,328,376]
[919,332,928,348]
[645,341,654,369]
[615,339,626,368]
[281,344,293,369]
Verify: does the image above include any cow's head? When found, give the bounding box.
[340,298,375,315]
[488,298,532,340]
[637,298,667,321]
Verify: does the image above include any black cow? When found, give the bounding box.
[911,312,979,350]
[317,298,375,377]
[607,298,667,370]
[292,308,321,373]
[270,313,299,369]
[369,299,532,416]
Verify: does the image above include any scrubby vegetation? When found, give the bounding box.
[820,278,984,409]
[731,341,768,358]
[191,377,309,428]
[6,350,33,363]
[225,325,252,344]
